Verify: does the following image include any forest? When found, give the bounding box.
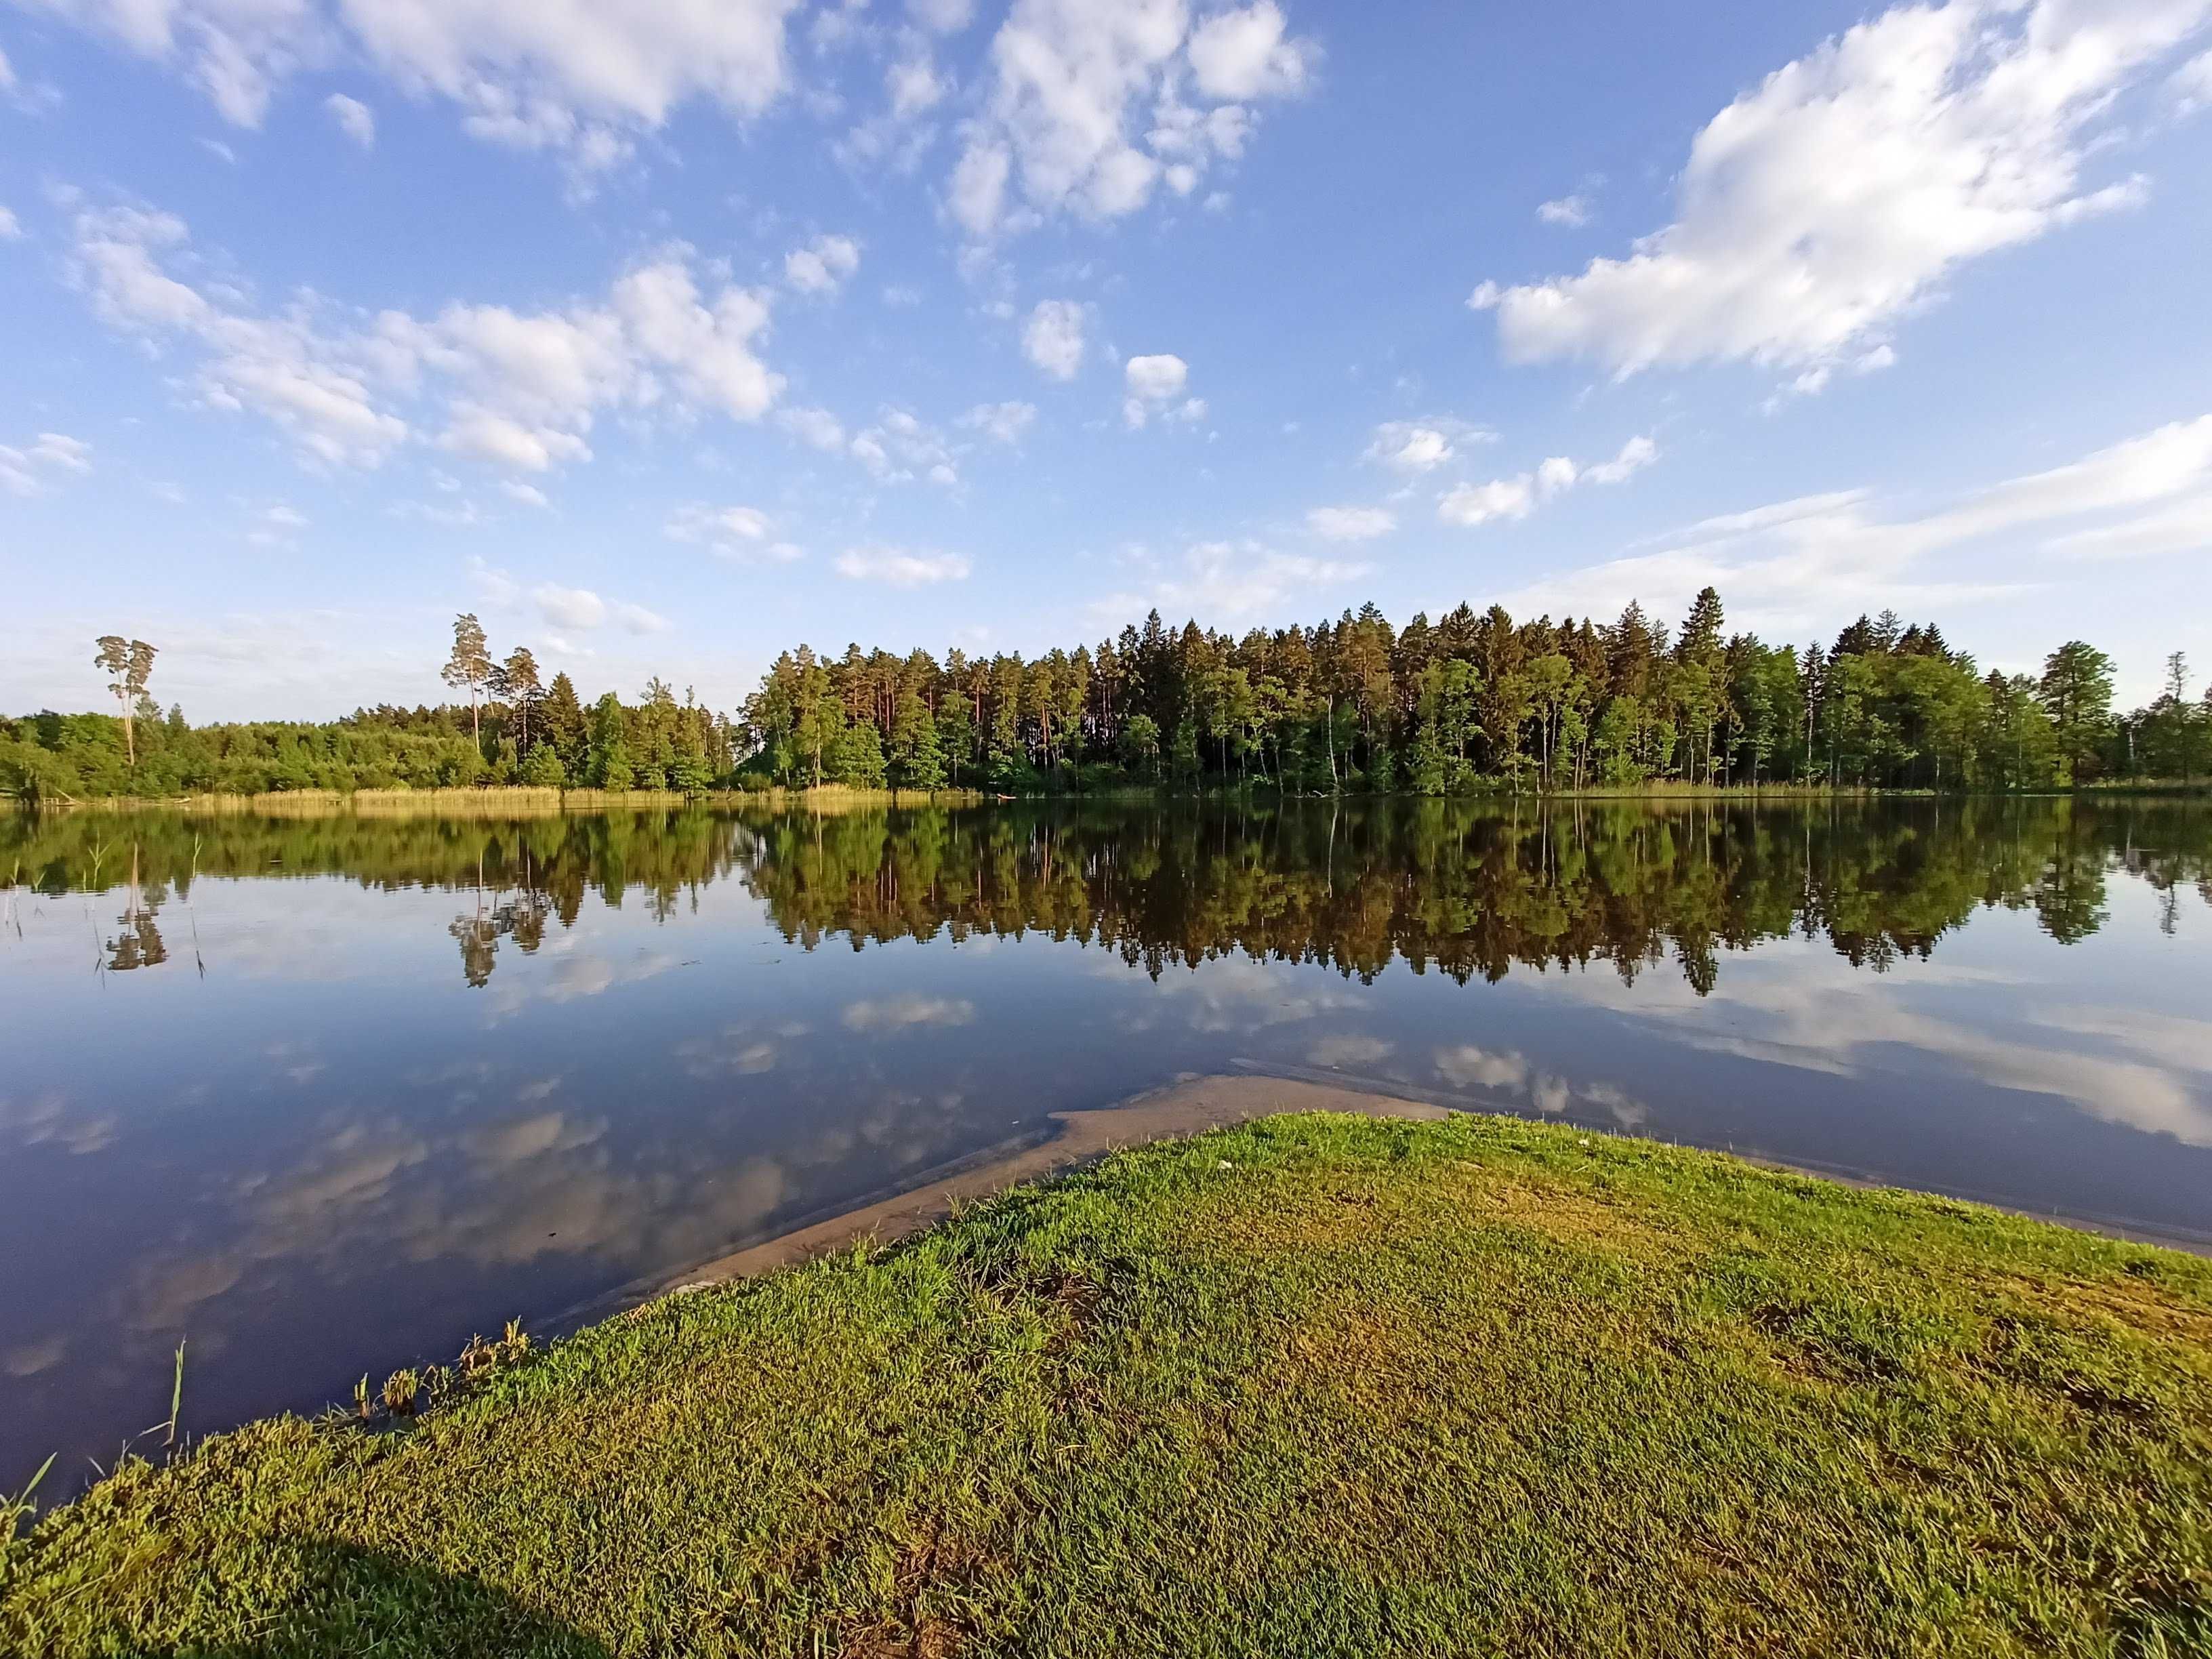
[5,588,2207,801]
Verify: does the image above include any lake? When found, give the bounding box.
[3,796,2209,1495]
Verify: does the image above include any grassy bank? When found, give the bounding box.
[4,1111,2209,1656]
[28,784,995,816]
[34,780,2207,817]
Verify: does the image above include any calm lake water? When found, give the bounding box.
[4,797,2210,1494]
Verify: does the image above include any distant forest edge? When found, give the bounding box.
[8,590,2209,803]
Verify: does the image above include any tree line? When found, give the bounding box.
[741,592,2206,796]
[4,590,2208,801]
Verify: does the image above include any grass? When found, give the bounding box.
[3,1111,2208,1657]
[40,784,997,816]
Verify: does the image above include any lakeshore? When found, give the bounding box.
[5,1101,2208,1656]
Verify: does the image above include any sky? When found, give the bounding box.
[1,0,2209,720]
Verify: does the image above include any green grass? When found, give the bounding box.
[4,1112,2209,1657]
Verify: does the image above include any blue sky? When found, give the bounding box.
[3,0,2209,718]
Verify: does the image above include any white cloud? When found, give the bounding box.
[533,583,606,629]
[1,432,94,496]
[949,0,1315,239]
[1583,434,1658,485]
[849,407,960,485]
[1536,193,1589,228]
[31,0,805,156]
[1092,538,1368,623]
[1434,1045,1530,1091]
[70,204,783,472]
[325,91,375,146]
[783,232,861,294]
[1439,434,1658,527]
[2171,47,2212,110]
[777,405,846,451]
[907,0,975,32]
[1494,413,2212,635]
[834,546,972,586]
[842,994,976,1031]
[0,205,20,240]
[1364,418,1492,472]
[31,432,91,472]
[1124,352,1187,400]
[668,503,770,543]
[1121,350,1191,427]
[1471,0,2212,386]
[613,601,670,634]
[1437,476,1536,527]
[500,478,548,508]
[885,54,945,119]
[664,503,802,560]
[947,139,1012,237]
[1306,504,1395,541]
[1022,298,1086,380]
[959,399,1037,443]
[2046,495,2212,560]
[1187,1,1311,99]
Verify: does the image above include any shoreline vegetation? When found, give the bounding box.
[15,592,2211,806]
[4,1097,2207,1656]
[18,777,2210,818]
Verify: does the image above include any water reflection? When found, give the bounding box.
[10,797,2207,992]
[1,796,2209,1496]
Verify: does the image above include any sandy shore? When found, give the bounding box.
[647,1076,1452,1295]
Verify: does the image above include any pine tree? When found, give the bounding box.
[541,673,586,766]
[93,636,157,766]
[441,614,493,747]
[890,689,947,790]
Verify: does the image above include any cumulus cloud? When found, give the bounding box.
[30,0,804,159]
[1187,0,1311,99]
[1022,298,1086,379]
[1124,352,1187,399]
[1122,351,1195,426]
[834,546,972,586]
[1439,434,1657,527]
[68,203,783,472]
[325,91,374,146]
[1536,193,1589,228]
[1306,504,1395,541]
[949,0,1315,239]
[1469,0,2211,387]
[783,232,860,295]
[1,432,94,496]
[0,205,21,240]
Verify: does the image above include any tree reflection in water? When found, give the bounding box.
[5,796,2205,991]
